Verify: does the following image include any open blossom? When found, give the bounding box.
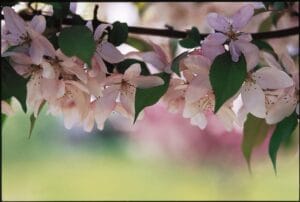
[182,54,236,131]
[2,7,56,64]
[86,22,124,76]
[202,4,259,71]
[261,53,299,124]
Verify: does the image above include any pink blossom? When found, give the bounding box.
[2,7,56,65]
[203,5,259,71]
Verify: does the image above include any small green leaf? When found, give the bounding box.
[1,58,28,113]
[252,39,278,60]
[170,51,189,77]
[242,114,271,171]
[269,112,298,173]
[48,34,59,49]
[134,72,170,122]
[126,36,153,52]
[169,39,178,58]
[108,21,128,46]
[209,52,247,113]
[58,25,96,67]
[28,101,46,139]
[272,2,287,10]
[117,59,150,76]
[179,27,201,48]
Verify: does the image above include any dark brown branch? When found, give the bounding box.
[0,13,299,40]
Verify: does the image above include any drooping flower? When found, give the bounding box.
[2,7,56,64]
[86,22,124,76]
[182,54,236,131]
[203,4,259,71]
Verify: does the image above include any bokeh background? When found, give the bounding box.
[2,2,299,201]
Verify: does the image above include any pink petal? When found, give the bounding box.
[234,40,259,71]
[201,43,225,62]
[206,13,230,33]
[237,33,252,42]
[4,52,32,64]
[30,15,46,33]
[185,75,211,103]
[241,81,266,118]
[252,67,294,89]
[229,41,241,62]
[134,76,164,88]
[183,55,211,75]
[231,5,254,30]
[94,53,108,74]
[41,78,65,100]
[94,24,112,41]
[36,34,56,57]
[183,102,200,118]
[190,112,207,129]
[203,33,227,46]
[94,86,119,130]
[216,106,236,131]
[281,53,297,74]
[97,41,124,63]
[120,83,136,115]
[1,100,14,116]
[3,7,26,36]
[141,51,165,71]
[62,63,88,84]
[262,52,281,70]
[29,39,44,65]
[123,64,141,80]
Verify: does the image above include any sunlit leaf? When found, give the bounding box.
[209,52,246,113]
[134,72,170,122]
[242,114,271,171]
[126,36,153,52]
[269,112,298,173]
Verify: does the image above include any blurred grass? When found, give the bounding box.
[2,103,299,201]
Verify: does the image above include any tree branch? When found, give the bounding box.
[0,13,299,40]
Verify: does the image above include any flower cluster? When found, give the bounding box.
[1,4,299,133]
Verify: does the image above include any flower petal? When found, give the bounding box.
[201,43,225,62]
[229,41,241,62]
[3,7,26,36]
[262,52,281,70]
[206,13,230,33]
[123,63,141,80]
[231,5,254,30]
[30,15,46,33]
[1,100,14,116]
[237,33,252,42]
[134,76,164,88]
[183,55,211,75]
[190,112,207,129]
[94,24,112,41]
[202,33,227,46]
[241,81,266,118]
[120,83,136,115]
[252,67,294,89]
[234,40,259,71]
[183,101,199,118]
[141,51,165,71]
[185,75,211,103]
[97,41,124,63]
[216,106,236,131]
[40,78,65,100]
[29,39,44,65]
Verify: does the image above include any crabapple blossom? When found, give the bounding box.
[2,7,56,64]
[181,54,236,131]
[203,4,259,71]
[86,22,124,75]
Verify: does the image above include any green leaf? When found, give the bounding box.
[126,36,153,52]
[269,112,298,173]
[263,2,271,10]
[58,25,96,67]
[179,27,201,48]
[258,15,273,32]
[209,52,247,113]
[28,101,46,139]
[48,34,59,49]
[272,2,287,10]
[108,21,128,46]
[242,114,271,171]
[169,39,178,58]
[1,58,28,113]
[116,59,150,76]
[271,12,284,27]
[252,39,278,60]
[134,72,170,122]
[170,51,189,77]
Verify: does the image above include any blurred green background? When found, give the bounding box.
[2,101,299,201]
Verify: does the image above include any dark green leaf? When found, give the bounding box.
[48,34,59,49]
[117,59,150,76]
[1,58,28,113]
[28,101,46,139]
[170,51,189,77]
[272,2,287,10]
[263,2,271,10]
[179,27,201,48]
[242,114,271,171]
[126,36,153,52]
[269,112,298,173]
[209,52,247,113]
[108,21,128,46]
[58,25,96,67]
[254,8,267,16]
[134,72,170,122]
